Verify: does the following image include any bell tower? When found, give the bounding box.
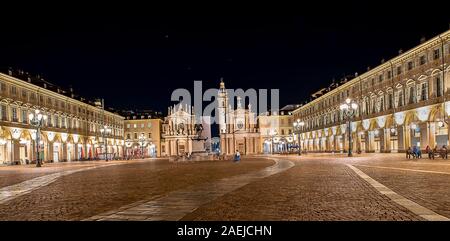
[218,78,228,134]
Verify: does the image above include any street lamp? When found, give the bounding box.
[138,133,147,159]
[293,119,305,155]
[29,109,47,167]
[100,125,112,161]
[340,98,358,157]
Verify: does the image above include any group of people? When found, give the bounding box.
[406,145,448,159]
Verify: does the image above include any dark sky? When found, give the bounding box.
[1,11,449,113]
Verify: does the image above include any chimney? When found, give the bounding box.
[398,49,403,54]
[420,36,426,43]
[381,58,385,64]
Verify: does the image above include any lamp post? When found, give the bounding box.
[100,125,112,161]
[29,109,47,167]
[340,98,358,157]
[138,133,147,159]
[293,119,305,155]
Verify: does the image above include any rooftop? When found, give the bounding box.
[0,67,121,115]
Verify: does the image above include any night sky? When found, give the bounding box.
[1,11,449,113]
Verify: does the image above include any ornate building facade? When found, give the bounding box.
[218,81,260,155]
[161,104,211,156]
[0,70,124,165]
[292,30,450,153]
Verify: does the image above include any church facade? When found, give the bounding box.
[218,81,261,155]
[161,104,211,157]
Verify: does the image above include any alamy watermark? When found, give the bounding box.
[170,81,279,124]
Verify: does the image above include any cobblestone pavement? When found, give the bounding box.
[355,165,450,219]
[183,155,424,221]
[85,159,294,221]
[2,153,450,221]
[0,158,273,220]
[0,159,154,188]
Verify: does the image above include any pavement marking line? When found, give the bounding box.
[353,164,450,175]
[0,161,150,204]
[85,159,295,221]
[347,164,449,221]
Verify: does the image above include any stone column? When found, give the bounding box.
[404,125,411,150]
[364,131,371,152]
[12,139,20,164]
[428,122,436,149]
[418,122,429,150]
[383,128,391,153]
[62,143,68,161]
[74,143,79,160]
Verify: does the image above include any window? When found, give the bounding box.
[39,95,44,104]
[21,90,27,99]
[147,123,152,128]
[397,66,402,75]
[408,86,415,104]
[421,82,428,101]
[22,109,27,123]
[126,124,131,128]
[387,71,392,79]
[0,82,6,92]
[398,90,404,107]
[417,82,428,102]
[48,115,53,127]
[379,74,384,82]
[10,86,17,95]
[30,93,36,101]
[11,107,18,122]
[388,93,393,109]
[434,49,440,60]
[141,123,144,128]
[134,124,137,128]
[0,104,7,121]
[371,78,375,86]
[127,133,131,139]
[420,55,426,65]
[148,133,151,139]
[407,61,414,70]
[55,115,59,128]
[134,133,138,139]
